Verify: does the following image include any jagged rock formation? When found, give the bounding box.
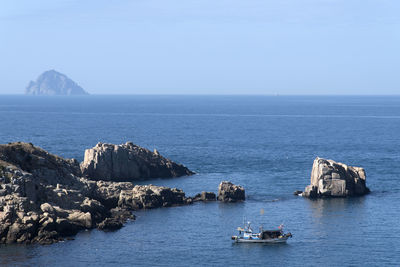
[80,142,194,181]
[217,181,245,202]
[25,70,88,95]
[0,142,196,244]
[302,157,370,198]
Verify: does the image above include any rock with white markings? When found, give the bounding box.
[302,157,370,198]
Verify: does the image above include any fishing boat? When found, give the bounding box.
[231,221,292,243]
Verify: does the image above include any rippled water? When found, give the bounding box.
[0,95,399,266]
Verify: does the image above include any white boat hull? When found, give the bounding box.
[234,236,289,243]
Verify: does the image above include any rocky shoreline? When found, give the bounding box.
[0,142,371,245]
[0,142,245,244]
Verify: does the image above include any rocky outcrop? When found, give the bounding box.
[302,157,370,198]
[118,185,191,210]
[0,142,246,244]
[193,191,216,202]
[0,142,195,244]
[25,70,89,95]
[80,142,194,181]
[217,181,245,202]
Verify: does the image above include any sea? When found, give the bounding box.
[0,95,399,266]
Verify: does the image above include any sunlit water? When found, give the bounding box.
[0,95,399,266]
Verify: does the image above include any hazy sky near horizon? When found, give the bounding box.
[1,0,399,95]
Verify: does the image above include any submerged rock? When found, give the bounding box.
[80,142,194,181]
[302,157,370,198]
[293,190,303,196]
[25,70,89,95]
[217,181,245,202]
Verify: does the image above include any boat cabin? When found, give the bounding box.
[261,230,283,239]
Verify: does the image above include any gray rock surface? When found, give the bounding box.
[217,181,245,202]
[25,70,88,95]
[118,185,191,210]
[0,142,195,244]
[80,142,194,181]
[302,157,370,198]
[193,191,216,202]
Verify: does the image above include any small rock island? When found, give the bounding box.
[25,70,89,95]
[217,181,245,202]
[301,157,370,198]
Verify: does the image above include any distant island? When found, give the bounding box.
[25,70,89,95]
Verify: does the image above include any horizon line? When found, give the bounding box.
[1,93,400,97]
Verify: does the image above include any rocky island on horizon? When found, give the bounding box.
[25,70,89,95]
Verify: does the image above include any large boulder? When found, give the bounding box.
[80,142,194,181]
[302,157,370,198]
[217,181,245,202]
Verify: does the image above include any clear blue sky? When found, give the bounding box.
[0,0,399,94]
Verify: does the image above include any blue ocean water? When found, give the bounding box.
[0,95,399,266]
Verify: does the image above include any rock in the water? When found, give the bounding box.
[302,157,370,198]
[25,70,89,95]
[293,190,303,196]
[80,142,194,181]
[118,185,190,210]
[97,217,124,231]
[193,191,216,202]
[217,181,245,202]
[97,208,134,231]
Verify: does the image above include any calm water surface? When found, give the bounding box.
[0,95,399,266]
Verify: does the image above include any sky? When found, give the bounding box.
[0,0,399,95]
